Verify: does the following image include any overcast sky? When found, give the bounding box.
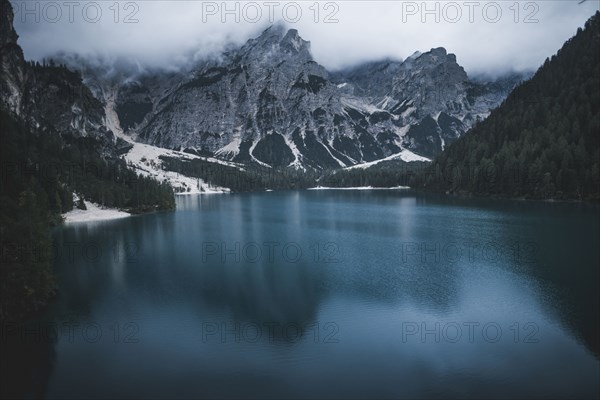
[9,0,600,76]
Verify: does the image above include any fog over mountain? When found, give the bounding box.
[9,0,600,76]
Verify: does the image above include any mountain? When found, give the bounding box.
[69,26,527,170]
[332,50,528,158]
[112,26,402,170]
[0,3,125,155]
[419,11,600,201]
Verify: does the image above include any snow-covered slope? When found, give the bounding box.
[124,143,235,194]
[102,86,238,193]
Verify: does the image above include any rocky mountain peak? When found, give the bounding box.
[280,28,311,55]
[429,47,447,57]
[0,0,18,47]
[403,46,468,83]
[411,47,460,69]
[254,25,285,44]
[236,25,312,66]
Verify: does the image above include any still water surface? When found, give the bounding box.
[5,191,600,398]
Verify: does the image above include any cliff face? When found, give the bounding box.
[0,0,26,114]
[0,0,116,152]
[105,27,526,168]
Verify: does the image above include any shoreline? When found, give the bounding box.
[307,186,410,191]
[61,187,597,225]
[416,188,600,204]
[62,201,131,224]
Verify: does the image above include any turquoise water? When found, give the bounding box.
[3,190,599,398]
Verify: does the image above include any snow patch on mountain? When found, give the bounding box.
[248,139,273,168]
[345,149,430,170]
[215,134,242,158]
[323,141,348,168]
[284,136,306,171]
[341,97,386,114]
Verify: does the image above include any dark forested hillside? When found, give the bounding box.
[0,110,175,320]
[318,160,428,188]
[0,0,174,321]
[419,12,600,201]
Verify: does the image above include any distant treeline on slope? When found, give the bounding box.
[318,160,429,188]
[0,110,175,320]
[159,155,429,191]
[418,11,600,201]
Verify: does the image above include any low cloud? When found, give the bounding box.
[10,0,600,76]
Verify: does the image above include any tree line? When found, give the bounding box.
[0,110,175,320]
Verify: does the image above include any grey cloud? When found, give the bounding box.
[9,0,600,76]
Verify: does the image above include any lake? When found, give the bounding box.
[3,190,599,399]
